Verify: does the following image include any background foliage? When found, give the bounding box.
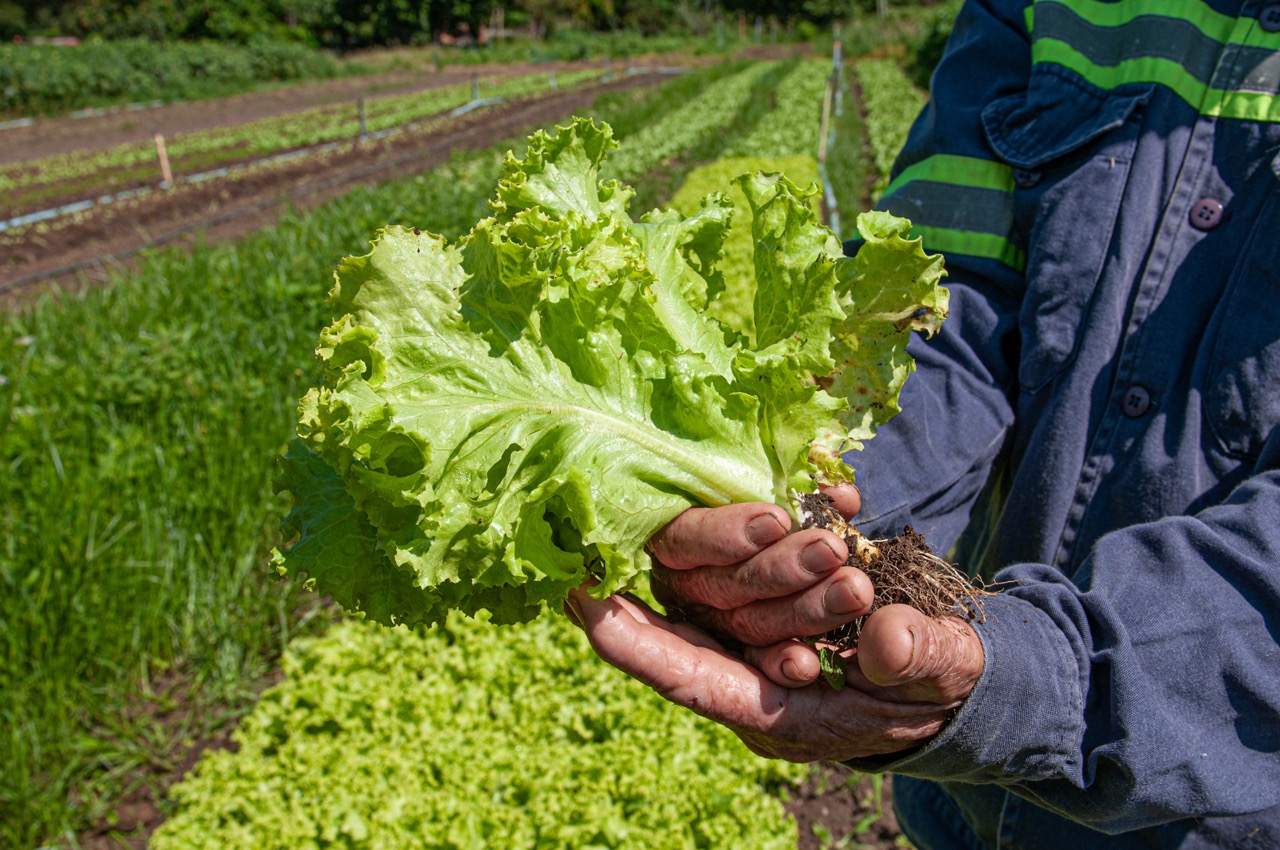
[2,0,950,46]
[0,5,945,844]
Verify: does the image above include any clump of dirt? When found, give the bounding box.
[797,491,994,656]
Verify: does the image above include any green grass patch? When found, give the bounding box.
[0,40,342,118]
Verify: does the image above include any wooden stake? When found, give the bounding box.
[154,133,173,187]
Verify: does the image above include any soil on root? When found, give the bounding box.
[797,491,993,655]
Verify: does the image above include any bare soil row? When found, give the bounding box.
[0,71,666,305]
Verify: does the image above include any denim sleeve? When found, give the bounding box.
[853,469,1280,834]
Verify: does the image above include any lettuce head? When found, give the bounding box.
[273,118,946,627]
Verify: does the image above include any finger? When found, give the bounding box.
[653,526,849,610]
[567,587,774,723]
[611,591,729,652]
[649,503,791,570]
[857,604,985,704]
[567,590,729,653]
[818,482,861,519]
[707,567,873,646]
[569,589,962,762]
[744,641,821,688]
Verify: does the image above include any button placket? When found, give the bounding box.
[1261,3,1280,33]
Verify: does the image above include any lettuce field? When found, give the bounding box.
[0,28,933,850]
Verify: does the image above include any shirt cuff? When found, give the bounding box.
[846,590,1084,783]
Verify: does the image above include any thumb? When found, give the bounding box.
[856,604,983,704]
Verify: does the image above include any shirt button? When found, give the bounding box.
[1189,198,1224,231]
[1261,4,1280,32]
[1013,167,1041,188]
[1122,385,1152,418]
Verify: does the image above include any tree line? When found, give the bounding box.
[1,0,921,48]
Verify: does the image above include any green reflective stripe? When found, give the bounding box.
[1034,3,1280,95]
[876,155,1022,270]
[1028,0,1280,122]
[1035,38,1280,121]
[1034,3,1229,87]
[909,225,1027,271]
[888,154,1014,194]
[1038,0,1237,42]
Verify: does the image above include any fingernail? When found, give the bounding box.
[801,539,840,574]
[563,594,584,629]
[746,513,787,546]
[900,625,920,676]
[823,579,864,615]
[781,658,803,682]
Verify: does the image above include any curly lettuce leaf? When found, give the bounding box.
[831,210,949,448]
[274,118,946,627]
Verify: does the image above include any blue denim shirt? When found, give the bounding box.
[842,1,1280,847]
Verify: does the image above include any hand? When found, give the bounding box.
[564,589,984,761]
[647,483,871,687]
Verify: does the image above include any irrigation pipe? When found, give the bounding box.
[0,99,167,132]
[818,40,845,242]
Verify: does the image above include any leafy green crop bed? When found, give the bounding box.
[854,59,927,201]
[151,615,804,850]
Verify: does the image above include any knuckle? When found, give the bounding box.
[724,606,775,646]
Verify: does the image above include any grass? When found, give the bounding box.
[0,60,756,847]
[0,149,517,847]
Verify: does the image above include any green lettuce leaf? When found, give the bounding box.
[274,118,946,627]
[831,210,949,448]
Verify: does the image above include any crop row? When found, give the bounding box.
[150,615,802,850]
[601,61,775,182]
[854,58,927,199]
[724,59,831,159]
[0,68,605,213]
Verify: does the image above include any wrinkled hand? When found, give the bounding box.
[563,486,985,761]
[647,484,870,686]
[565,589,983,761]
